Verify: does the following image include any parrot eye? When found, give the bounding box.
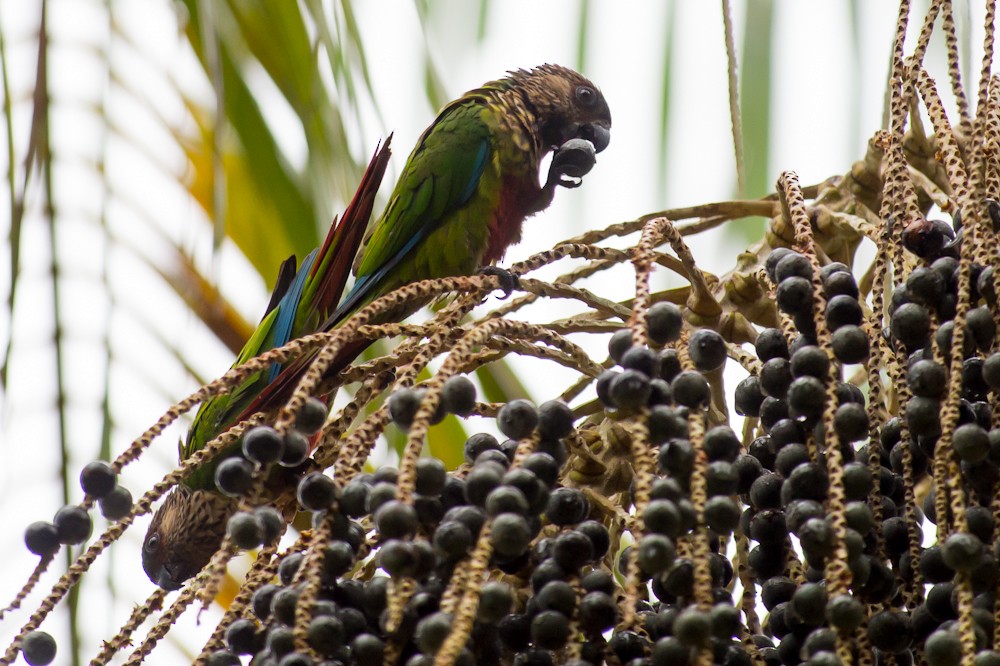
[145,534,160,553]
[575,85,598,108]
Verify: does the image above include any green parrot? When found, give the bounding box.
[142,64,611,589]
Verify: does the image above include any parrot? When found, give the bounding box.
[142,64,611,590]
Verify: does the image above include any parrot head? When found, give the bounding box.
[509,63,612,155]
[142,486,235,590]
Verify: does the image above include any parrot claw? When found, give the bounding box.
[477,266,521,300]
[548,138,598,189]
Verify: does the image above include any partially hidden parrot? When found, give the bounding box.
[142,64,611,589]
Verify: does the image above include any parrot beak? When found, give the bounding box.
[578,122,611,153]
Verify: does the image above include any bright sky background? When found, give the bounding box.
[0,0,981,663]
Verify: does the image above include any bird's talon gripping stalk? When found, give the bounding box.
[477,265,522,300]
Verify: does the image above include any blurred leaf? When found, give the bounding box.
[657,0,678,200]
[735,0,773,242]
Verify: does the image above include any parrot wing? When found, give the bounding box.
[321,101,492,330]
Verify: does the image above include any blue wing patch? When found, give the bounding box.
[269,249,318,382]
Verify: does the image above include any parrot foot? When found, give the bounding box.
[547,138,598,189]
[477,266,521,300]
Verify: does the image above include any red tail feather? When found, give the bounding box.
[234,138,392,424]
[311,135,393,320]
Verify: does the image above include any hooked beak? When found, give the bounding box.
[578,122,611,153]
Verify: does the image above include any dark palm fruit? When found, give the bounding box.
[658,348,682,382]
[967,306,996,352]
[609,370,652,410]
[759,358,793,398]
[537,580,578,616]
[826,594,864,631]
[442,375,477,416]
[531,610,571,650]
[647,301,684,345]
[307,615,345,655]
[983,352,1000,390]
[21,631,57,666]
[924,629,962,666]
[688,329,727,372]
[841,462,874,501]
[415,611,453,655]
[774,251,814,283]
[351,634,385,666]
[906,396,942,439]
[491,513,531,558]
[891,303,931,350]
[485,486,529,517]
[776,276,814,316]
[549,530,593,571]
[595,369,617,407]
[765,247,795,282]
[225,618,259,654]
[978,265,997,306]
[787,376,826,422]
[578,591,618,636]
[867,609,912,653]
[902,217,950,258]
[942,532,984,572]
[734,375,764,417]
[388,387,423,429]
[831,325,870,364]
[964,357,990,399]
[622,346,661,378]
[241,426,284,465]
[280,430,310,467]
[227,511,264,549]
[834,402,869,443]
[53,505,92,545]
[673,607,711,647]
[374,500,418,539]
[464,432,501,464]
[215,457,255,496]
[297,472,339,511]
[99,486,133,521]
[79,461,116,498]
[497,399,538,439]
[577,520,611,559]
[293,398,328,436]
[790,345,829,379]
[759,396,788,430]
[546,487,589,525]
[205,651,240,666]
[825,294,863,329]
[647,378,673,406]
[609,328,635,363]
[905,265,945,306]
[24,522,59,558]
[823,269,859,299]
[703,425,740,462]
[671,371,711,409]
[791,582,827,627]
[908,359,947,398]
[703,496,740,534]
[953,424,990,464]
[253,506,285,544]
[433,521,473,560]
[755,327,789,361]
[477,581,513,623]
[637,534,676,575]
[537,400,575,440]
